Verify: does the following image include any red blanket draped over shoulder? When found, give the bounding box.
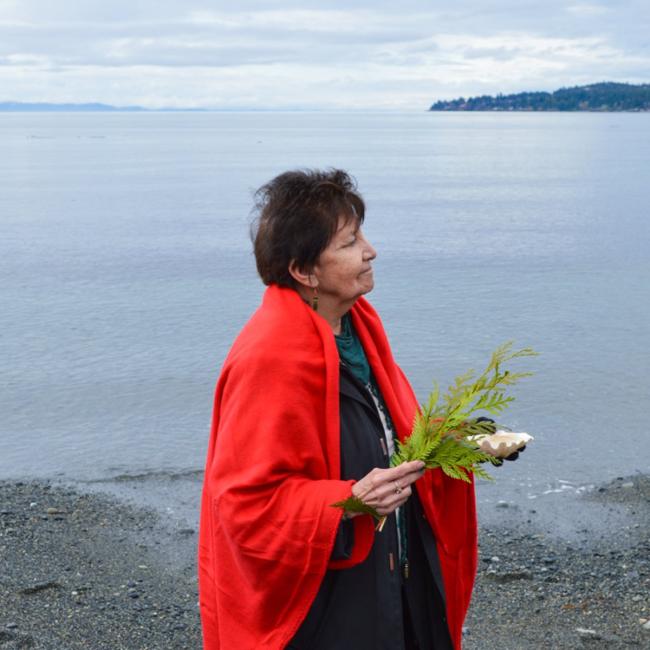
[198,285,478,649]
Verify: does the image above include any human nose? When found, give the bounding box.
[360,231,377,261]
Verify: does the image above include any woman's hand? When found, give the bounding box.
[347,460,425,518]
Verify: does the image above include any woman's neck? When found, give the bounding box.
[295,287,350,334]
[314,297,347,334]
[322,311,343,335]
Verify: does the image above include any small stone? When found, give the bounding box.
[46,507,63,515]
[490,556,500,563]
[5,623,18,630]
[486,570,532,583]
[496,500,509,508]
[20,581,61,595]
[621,482,634,489]
[642,621,650,631]
[178,528,195,536]
[576,627,599,638]
[29,502,37,508]
[632,595,643,602]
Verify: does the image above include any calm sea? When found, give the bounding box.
[1,111,649,530]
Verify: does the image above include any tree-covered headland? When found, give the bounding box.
[430,82,650,112]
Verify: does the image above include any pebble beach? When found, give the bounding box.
[1,475,648,650]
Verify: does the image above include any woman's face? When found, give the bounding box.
[312,217,377,306]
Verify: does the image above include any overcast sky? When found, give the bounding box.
[1,0,648,109]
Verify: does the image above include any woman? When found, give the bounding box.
[198,170,478,650]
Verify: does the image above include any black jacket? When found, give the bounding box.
[288,365,453,650]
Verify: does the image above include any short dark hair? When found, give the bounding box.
[251,169,366,288]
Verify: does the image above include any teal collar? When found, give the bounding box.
[335,313,371,386]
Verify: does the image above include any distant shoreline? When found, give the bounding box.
[2,103,649,114]
[430,82,650,112]
[0,102,205,113]
[428,108,650,113]
[0,104,404,113]
[2,106,650,114]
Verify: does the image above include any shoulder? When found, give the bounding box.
[221,285,330,383]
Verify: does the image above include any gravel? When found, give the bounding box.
[1,475,648,649]
[0,481,200,650]
[465,475,650,649]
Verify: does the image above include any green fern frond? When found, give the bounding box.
[331,496,381,521]
[332,342,538,521]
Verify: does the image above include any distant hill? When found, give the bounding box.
[430,82,650,112]
[0,102,210,112]
[0,102,148,112]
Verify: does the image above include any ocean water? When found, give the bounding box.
[1,111,649,529]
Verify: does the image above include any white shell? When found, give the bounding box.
[473,430,533,457]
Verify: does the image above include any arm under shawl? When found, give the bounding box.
[199,338,375,650]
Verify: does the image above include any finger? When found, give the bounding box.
[381,479,414,504]
[396,485,412,504]
[376,486,412,515]
[358,474,403,503]
[384,461,426,482]
[353,463,424,504]
[374,478,408,503]
[398,467,427,485]
[353,468,385,501]
[371,472,417,506]
[375,467,424,501]
[351,477,377,502]
[355,481,380,503]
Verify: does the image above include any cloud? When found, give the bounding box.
[566,4,610,16]
[0,1,648,108]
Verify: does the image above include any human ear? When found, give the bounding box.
[288,260,318,289]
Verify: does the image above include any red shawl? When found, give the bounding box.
[198,285,477,649]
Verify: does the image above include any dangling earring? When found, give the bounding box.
[311,286,319,311]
